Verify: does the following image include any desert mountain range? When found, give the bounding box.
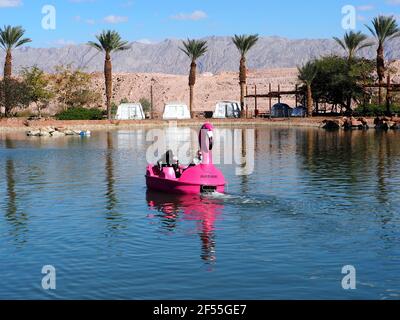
[2,36,400,75]
[3,36,400,114]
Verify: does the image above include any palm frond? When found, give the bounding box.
[87,41,104,52]
[365,25,377,39]
[333,31,372,58]
[333,37,346,51]
[358,42,375,50]
[16,38,32,47]
[0,25,31,50]
[87,30,130,53]
[180,39,208,61]
[366,15,400,45]
[298,61,317,84]
[232,34,259,56]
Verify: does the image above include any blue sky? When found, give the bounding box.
[0,0,399,47]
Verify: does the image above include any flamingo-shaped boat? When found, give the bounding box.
[146,123,225,194]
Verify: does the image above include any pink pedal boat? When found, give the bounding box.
[146,123,225,194]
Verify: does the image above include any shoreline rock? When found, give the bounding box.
[26,127,90,137]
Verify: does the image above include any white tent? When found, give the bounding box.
[213,101,241,119]
[115,103,145,120]
[162,102,191,120]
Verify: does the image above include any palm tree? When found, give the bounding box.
[333,31,373,61]
[298,61,317,117]
[366,16,400,105]
[232,34,259,118]
[0,25,31,117]
[88,30,130,120]
[180,39,208,117]
[333,31,373,111]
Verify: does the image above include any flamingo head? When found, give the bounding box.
[199,123,214,152]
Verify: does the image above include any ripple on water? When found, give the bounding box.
[1,128,400,299]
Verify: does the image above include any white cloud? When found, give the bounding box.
[171,10,207,21]
[387,0,400,5]
[54,39,76,46]
[69,0,95,3]
[356,5,374,11]
[74,15,96,25]
[136,39,153,44]
[103,15,129,24]
[0,0,22,7]
[121,0,134,7]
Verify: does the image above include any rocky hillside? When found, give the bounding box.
[2,36,399,75]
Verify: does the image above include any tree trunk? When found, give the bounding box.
[346,96,352,114]
[377,45,385,106]
[104,51,112,120]
[150,84,154,119]
[34,102,42,118]
[346,58,353,115]
[4,49,12,118]
[189,85,194,118]
[386,73,391,115]
[4,49,12,78]
[189,61,196,117]
[239,56,247,118]
[307,83,313,117]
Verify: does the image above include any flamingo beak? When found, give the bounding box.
[207,131,213,150]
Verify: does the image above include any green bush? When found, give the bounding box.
[55,107,105,120]
[16,110,35,118]
[355,104,400,116]
[111,102,118,117]
[139,98,151,113]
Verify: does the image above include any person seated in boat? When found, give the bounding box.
[191,150,203,166]
[157,148,204,178]
[157,150,175,168]
[157,150,183,178]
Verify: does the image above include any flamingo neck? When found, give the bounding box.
[199,127,213,165]
[202,150,212,165]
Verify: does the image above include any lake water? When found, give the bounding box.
[0,126,399,300]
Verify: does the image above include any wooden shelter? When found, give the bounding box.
[245,84,302,118]
[363,74,400,111]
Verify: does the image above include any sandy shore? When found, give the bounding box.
[0,118,328,133]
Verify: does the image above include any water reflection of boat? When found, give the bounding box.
[146,190,224,264]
